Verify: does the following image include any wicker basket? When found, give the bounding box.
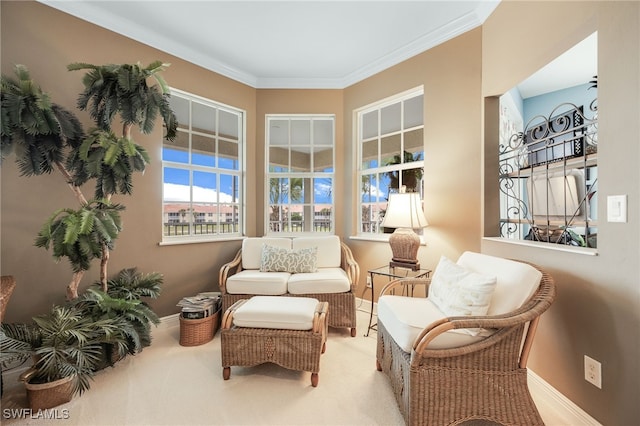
[179,309,220,346]
[24,374,74,410]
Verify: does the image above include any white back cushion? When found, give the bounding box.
[292,235,341,268]
[429,256,497,317]
[456,251,542,315]
[242,238,291,270]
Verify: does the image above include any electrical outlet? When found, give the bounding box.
[366,276,372,288]
[584,355,602,389]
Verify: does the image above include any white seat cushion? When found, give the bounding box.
[241,237,291,270]
[233,296,319,330]
[286,268,351,294]
[378,295,489,353]
[225,270,289,295]
[292,235,341,268]
[456,251,542,315]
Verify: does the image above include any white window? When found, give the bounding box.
[266,115,335,235]
[162,89,244,241]
[356,88,424,236]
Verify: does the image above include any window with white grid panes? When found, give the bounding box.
[266,115,335,235]
[162,89,244,241]
[357,89,424,236]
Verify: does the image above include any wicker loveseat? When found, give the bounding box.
[219,236,360,337]
[376,252,556,425]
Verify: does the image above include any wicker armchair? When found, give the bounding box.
[375,255,556,426]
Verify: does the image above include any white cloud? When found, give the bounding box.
[314,181,332,200]
[365,184,386,199]
[163,183,234,203]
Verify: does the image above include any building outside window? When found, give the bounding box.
[356,88,425,236]
[162,89,244,240]
[266,115,335,235]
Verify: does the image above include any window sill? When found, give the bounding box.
[482,237,598,256]
[349,234,427,246]
[159,235,245,246]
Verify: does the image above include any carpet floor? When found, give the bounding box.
[2,308,405,425]
[1,307,564,425]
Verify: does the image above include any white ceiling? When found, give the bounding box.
[518,32,598,99]
[40,0,500,89]
[39,1,596,95]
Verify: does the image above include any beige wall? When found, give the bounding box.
[343,28,484,301]
[255,89,344,236]
[0,1,256,321]
[2,1,638,424]
[482,2,639,424]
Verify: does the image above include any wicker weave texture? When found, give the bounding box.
[1,275,16,322]
[221,328,324,373]
[376,262,555,426]
[179,309,220,346]
[221,300,328,383]
[25,375,74,411]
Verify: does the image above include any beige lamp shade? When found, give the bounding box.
[381,192,428,271]
[381,192,428,229]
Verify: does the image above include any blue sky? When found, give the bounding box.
[163,148,237,203]
[164,148,333,204]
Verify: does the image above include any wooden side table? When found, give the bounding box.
[365,266,431,337]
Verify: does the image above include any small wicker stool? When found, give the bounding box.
[221,296,328,387]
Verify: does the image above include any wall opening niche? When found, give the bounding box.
[497,32,598,249]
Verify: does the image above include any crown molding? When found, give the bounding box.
[38,1,490,90]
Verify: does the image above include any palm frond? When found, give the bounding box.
[69,61,177,141]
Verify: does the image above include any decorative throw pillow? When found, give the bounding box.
[260,245,318,274]
[429,256,497,333]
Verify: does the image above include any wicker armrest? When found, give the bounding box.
[380,277,431,296]
[219,249,243,294]
[411,269,556,368]
[312,301,329,333]
[340,242,360,292]
[410,314,537,369]
[221,299,248,330]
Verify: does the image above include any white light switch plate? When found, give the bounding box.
[607,195,627,223]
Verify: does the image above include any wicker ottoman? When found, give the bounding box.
[221,296,328,387]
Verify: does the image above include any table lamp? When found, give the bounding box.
[381,188,428,271]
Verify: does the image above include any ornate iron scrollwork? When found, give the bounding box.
[498,96,598,247]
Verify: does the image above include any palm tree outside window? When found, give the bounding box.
[266,115,335,235]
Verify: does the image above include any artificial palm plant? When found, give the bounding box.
[0,61,177,403]
[0,305,126,397]
[1,62,177,299]
[72,268,163,363]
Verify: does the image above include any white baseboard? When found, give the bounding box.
[158,312,180,330]
[529,369,601,425]
[2,362,30,390]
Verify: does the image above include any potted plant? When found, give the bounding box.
[72,268,163,365]
[0,61,177,405]
[0,305,126,409]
